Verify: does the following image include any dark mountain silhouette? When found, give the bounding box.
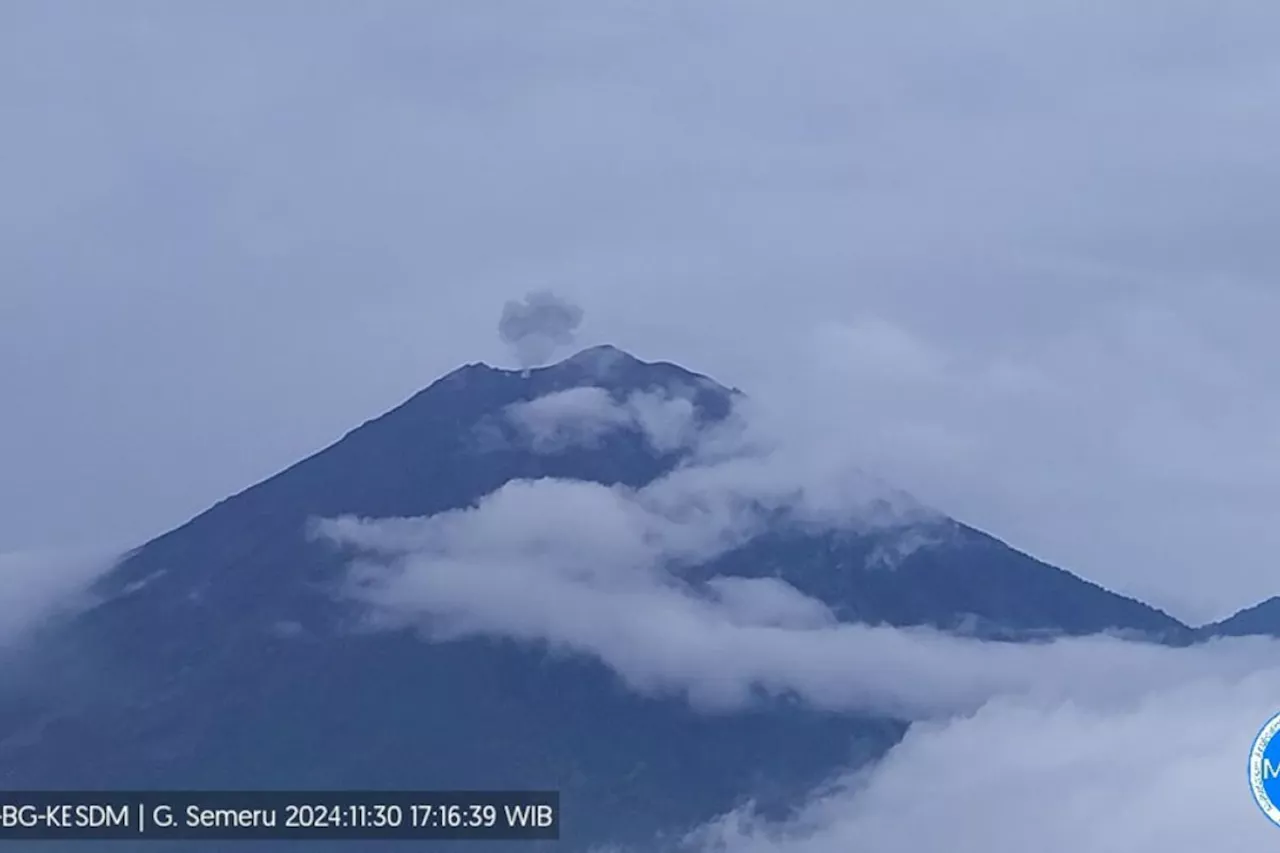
[1199,597,1280,638]
[0,345,1193,851]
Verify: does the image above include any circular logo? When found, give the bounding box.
[1250,712,1280,825]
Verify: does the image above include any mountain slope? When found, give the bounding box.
[1199,597,1280,638]
[694,523,1188,641]
[0,345,1189,850]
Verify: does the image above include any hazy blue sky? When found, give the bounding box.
[4,0,1280,623]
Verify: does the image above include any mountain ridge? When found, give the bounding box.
[72,343,1230,648]
[1198,596,1280,638]
[0,343,1269,853]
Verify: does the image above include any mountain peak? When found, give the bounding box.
[474,343,644,378]
[458,345,735,403]
[555,343,637,375]
[10,338,1200,852]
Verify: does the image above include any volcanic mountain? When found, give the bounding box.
[0,345,1192,851]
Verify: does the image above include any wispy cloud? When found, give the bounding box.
[0,548,121,647]
[318,428,1280,851]
[503,386,702,454]
[315,391,1266,721]
[320,492,1277,718]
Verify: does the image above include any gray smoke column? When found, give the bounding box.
[497,290,585,368]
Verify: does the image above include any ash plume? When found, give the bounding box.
[497,290,584,368]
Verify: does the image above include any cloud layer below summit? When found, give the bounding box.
[316,384,1280,852]
[681,670,1279,853]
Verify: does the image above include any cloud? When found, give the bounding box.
[503,386,702,454]
[313,388,1267,719]
[317,437,1280,851]
[323,497,1276,718]
[2,4,1276,849]
[0,548,121,647]
[499,386,934,532]
[682,669,1280,853]
[315,425,1280,851]
[864,528,946,572]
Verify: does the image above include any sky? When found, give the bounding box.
[5,0,1280,625]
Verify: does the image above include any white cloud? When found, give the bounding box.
[0,548,120,647]
[320,380,1280,852]
[326,511,1278,718]
[864,528,945,572]
[683,671,1280,853]
[496,385,938,534]
[315,387,1272,720]
[319,449,1280,851]
[628,391,703,454]
[5,5,1280,847]
[503,386,701,454]
[703,576,835,630]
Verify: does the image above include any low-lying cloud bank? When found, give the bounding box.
[313,389,1267,719]
[319,385,1280,850]
[323,481,1280,850]
[682,669,1280,853]
[320,489,1276,718]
